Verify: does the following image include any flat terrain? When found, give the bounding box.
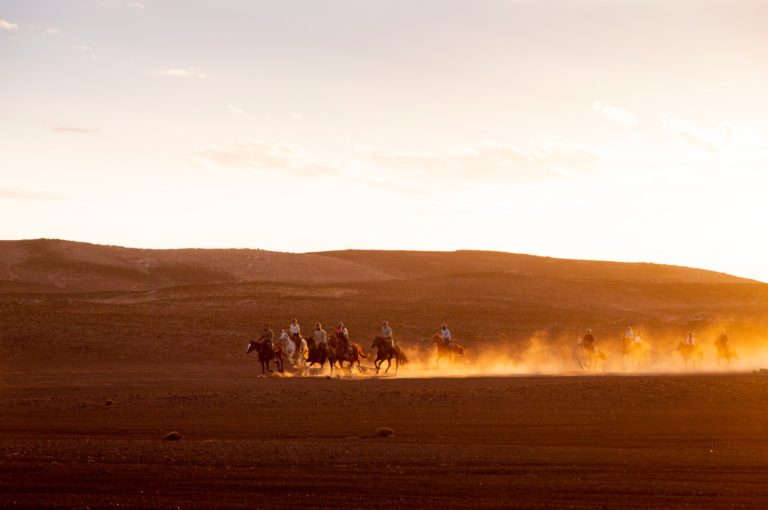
[2,241,768,508]
[3,367,768,509]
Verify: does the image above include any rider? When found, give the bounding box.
[685,331,696,346]
[313,322,327,348]
[582,328,595,351]
[381,320,395,349]
[716,330,729,348]
[289,318,301,344]
[257,323,274,346]
[440,323,452,347]
[335,322,352,358]
[624,327,635,342]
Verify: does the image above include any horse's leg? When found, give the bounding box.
[395,356,399,375]
[385,358,392,374]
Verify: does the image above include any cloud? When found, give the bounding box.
[227,104,246,116]
[53,126,98,134]
[196,138,604,187]
[156,68,208,79]
[76,45,96,58]
[593,101,638,127]
[196,140,338,176]
[129,2,146,9]
[0,187,64,200]
[661,114,724,153]
[0,19,18,30]
[360,139,602,182]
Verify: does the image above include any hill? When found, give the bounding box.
[0,239,754,293]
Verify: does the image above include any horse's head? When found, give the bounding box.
[371,336,385,349]
[432,333,442,343]
[246,341,257,354]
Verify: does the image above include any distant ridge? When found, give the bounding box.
[0,239,755,293]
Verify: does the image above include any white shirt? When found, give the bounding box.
[314,329,327,344]
[685,335,696,346]
[290,323,301,335]
[624,328,634,339]
[441,328,451,340]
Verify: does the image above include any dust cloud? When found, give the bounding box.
[352,325,768,378]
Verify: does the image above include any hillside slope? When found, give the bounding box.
[0,239,392,292]
[0,240,754,293]
[317,250,754,284]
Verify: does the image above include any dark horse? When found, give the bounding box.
[305,337,336,376]
[432,333,465,365]
[246,339,284,375]
[371,336,408,375]
[329,333,368,373]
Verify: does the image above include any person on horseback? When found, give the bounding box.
[289,318,301,344]
[313,322,327,347]
[335,322,352,359]
[624,327,634,342]
[381,320,395,349]
[716,330,729,349]
[257,323,274,346]
[685,331,696,346]
[440,323,452,347]
[582,328,595,352]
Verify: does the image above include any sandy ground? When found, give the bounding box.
[2,366,768,509]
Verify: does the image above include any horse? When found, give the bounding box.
[371,336,408,375]
[576,339,606,371]
[621,336,649,368]
[246,339,284,375]
[305,337,336,376]
[715,340,738,366]
[676,342,703,368]
[432,333,465,365]
[328,333,368,373]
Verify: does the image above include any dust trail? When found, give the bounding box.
[353,326,768,378]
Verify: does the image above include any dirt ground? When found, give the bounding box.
[2,366,768,509]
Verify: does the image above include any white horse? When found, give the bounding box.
[280,332,296,360]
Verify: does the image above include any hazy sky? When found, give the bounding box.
[2,0,767,280]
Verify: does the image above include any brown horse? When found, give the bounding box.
[246,339,284,375]
[328,333,368,373]
[432,333,465,364]
[371,336,408,375]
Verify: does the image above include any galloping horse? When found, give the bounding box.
[715,340,738,365]
[621,336,649,367]
[576,339,606,371]
[432,333,465,365]
[246,339,284,374]
[371,336,408,375]
[328,333,368,373]
[676,342,703,368]
[305,337,336,376]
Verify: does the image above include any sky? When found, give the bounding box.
[1,0,767,281]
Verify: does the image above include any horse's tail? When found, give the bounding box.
[357,345,368,358]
